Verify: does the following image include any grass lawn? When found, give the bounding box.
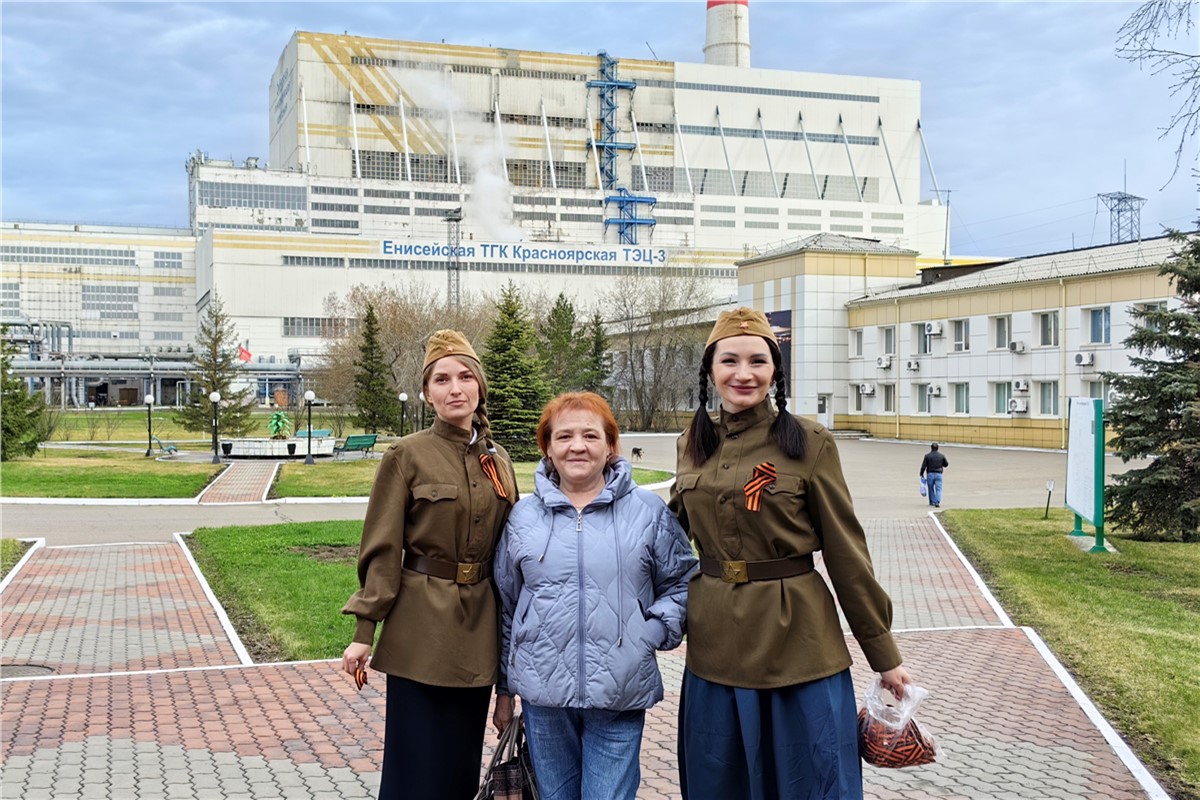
[942,508,1200,800]
[43,408,373,443]
[1,538,33,581]
[186,522,363,662]
[273,459,673,498]
[0,448,224,498]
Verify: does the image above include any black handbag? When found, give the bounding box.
[475,714,539,800]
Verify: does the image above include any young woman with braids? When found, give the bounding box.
[342,329,517,800]
[670,307,913,800]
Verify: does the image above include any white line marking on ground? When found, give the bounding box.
[173,531,254,666]
[926,511,1015,627]
[0,538,45,594]
[1022,626,1172,800]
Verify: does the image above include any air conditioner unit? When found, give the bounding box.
[876,355,892,369]
[926,384,943,397]
[924,321,943,336]
[1012,379,1030,392]
[858,383,876,396]
[905,360,920,371]
[1009,341,1027,353]
[1007,398,1029,413]
[1074,352,1095,367]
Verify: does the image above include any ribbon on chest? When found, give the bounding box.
[743,461,777,512]
[479,452,508,499]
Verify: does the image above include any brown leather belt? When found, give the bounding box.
[404,553,492,585]
[699,554,814,584]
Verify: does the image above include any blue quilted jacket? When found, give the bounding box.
[495,457,697,710]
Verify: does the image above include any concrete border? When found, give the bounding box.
[0,537,44,594]
[173,531,254,666]
[927,510,1015,627]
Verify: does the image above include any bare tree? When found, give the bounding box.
[603,264,718,431]
[1117,0,1200,178]
[316,281,495,408]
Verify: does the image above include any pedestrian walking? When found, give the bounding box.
[493,392,697,800]
[341,329,518,800]
[919,443,949,508]
[671,307,913,800]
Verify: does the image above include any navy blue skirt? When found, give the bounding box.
[678,668,863,800]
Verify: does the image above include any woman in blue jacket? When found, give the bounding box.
[493,391,697,800]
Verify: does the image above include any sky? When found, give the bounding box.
[1,0,1197,258]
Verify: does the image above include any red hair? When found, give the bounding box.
[536,392,621,456]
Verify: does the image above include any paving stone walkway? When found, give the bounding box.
[0,518,1169,799]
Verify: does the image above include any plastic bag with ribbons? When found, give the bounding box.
[857,677,939,768]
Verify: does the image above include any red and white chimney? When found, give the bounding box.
[704,0,750,68]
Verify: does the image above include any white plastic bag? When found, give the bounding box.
[919,476,927,497]
[857,677,939,768]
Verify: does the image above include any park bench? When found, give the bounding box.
[153,436,179,456]
[334,433,379,459]
[294,429,332,438]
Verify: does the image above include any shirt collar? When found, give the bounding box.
[432,417,478,447]
[718,398,775,434]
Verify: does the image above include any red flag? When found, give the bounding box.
[238,345,252,362]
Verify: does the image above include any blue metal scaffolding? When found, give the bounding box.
[588,51,656,245]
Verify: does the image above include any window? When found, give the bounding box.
[993,315,1011,350]
[1089,380,1109,411]
[994,381,1012,414]
[851,329,863,358]
[851,384,863,413]
[153,251,184,270]
[881,327,895,355]
[1138,301,1168,332]
[1088,307,1111,344]
[915,324,932,355]
[81,285,138,319]
[1038,311,1059,347]
[883,384,896,413]
[953,382,970,414]
[953,319,970,352]
[915,384,930,413]
[1038,381,1060,416]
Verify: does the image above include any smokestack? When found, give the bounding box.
[704,0,750,67]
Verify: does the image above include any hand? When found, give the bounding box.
[493,694,515,736]
[342,642,372,680]
[878,665,913,700]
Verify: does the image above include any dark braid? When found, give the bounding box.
[684,346,720,466]
[767,341,806,460]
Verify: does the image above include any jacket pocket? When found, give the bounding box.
[674,473,700,493]
[763,474,803,498]
[411,483,459,502]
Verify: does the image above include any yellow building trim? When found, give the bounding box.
[834,413,1064,449]
[212,233,375,252]
[3,270,194,285]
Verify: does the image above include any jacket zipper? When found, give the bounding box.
[576,508,585,707]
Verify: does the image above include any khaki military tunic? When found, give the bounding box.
[342,418,516,688]
[671,400,901,689]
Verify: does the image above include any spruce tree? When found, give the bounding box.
[537,293,585,396]
[578,311,611,397]
[0,332,47,460]
[352,303,400,433]
[1103,229,1200,542]
[482,283,549,460]
[174,295,255,437]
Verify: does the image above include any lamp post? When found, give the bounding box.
[209,390,222,464]
[398,392,408,437]
[418,391,426,430]
[304,390,316,465]
[144,394,155,457]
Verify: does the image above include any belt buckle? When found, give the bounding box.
[456,562,481,585]
[720,560,749,584]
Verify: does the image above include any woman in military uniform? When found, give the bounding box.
[341,329,517,800]
[671,308,913,799]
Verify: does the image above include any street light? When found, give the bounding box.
[398,392,408,437]
[144,394,155,457]
[209,390,222,464]
[418,391,426,430]
[304,390,316,465]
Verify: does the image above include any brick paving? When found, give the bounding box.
[0,517,1167,799]
[197,462,279,505]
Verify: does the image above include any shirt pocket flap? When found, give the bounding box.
[764,475,803,495]
[674,473,700,492]
[412,483,459,502]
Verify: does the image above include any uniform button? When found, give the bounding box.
[719,496,727,504]
[472,482,478,488]
[474,517,481,524]
[431,490,438,497]
[767,483,776,491]
[729,433,739,440]
[722,464,730,470]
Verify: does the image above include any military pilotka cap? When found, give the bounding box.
[422,329,481,372]
[706,307,778,348]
